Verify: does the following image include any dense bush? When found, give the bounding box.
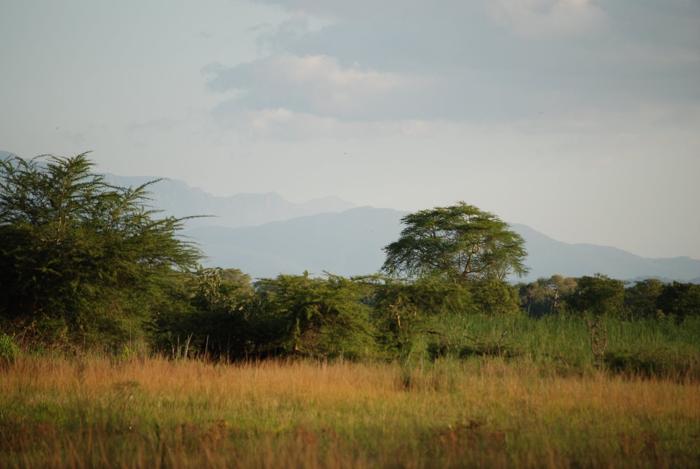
[624,279,664,318]
[469,278,520,315]
[251,273,377,359]
[519,275,577,316]
[568,274,625,315]
[0,154,199,348]
[518,275,700,319]
[657,282,700,319]
[151,268,257,359]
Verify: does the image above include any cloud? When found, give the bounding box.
[488,0,606,37]
[204,54,434,120]
[207,0,700,128]
[253,0,606,36]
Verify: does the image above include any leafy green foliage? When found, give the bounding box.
[469,278,520,315]
[383,202,527,281]
[568,274,625,315]
[252,273,377,359]
[0,153,200,347]
[624,279,664,318]
[656,282,700,319]
[191,268,254,315]
[151,268,255,359]
[520,275,577,316]
[0,333,20,365]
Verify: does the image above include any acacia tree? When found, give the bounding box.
[0,153,200,345]
[382,202,527,281]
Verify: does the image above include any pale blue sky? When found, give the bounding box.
[1,0,699,258]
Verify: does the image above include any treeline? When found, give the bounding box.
[151,269,700,361]
[1,153,699,363]
[521,274,700,319]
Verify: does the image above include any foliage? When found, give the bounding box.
[469,278,520,315]
[624,278,664,318]
[519,276,700,320]
[0,153,200,347]
[604,348,700,379]
[520,275,577,316]
[366,275,519,359]
[568,274,625,315]
[366,276,475,358]
[191,267,254,314]
[657,282,700,319]
[371,276,476,323]
[382,202,528,281]
[0,333,20,365]
[150,268,254,359]
[251,273,377,359]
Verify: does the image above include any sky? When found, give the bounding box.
[1,0,699,259]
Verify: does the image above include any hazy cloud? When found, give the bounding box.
[488,0,606,37]
[205,54,415,119]
[204,0,700,124]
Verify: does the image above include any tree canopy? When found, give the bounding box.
[382,202,528,281]
[0,153,200,344]
[568,274,625,316]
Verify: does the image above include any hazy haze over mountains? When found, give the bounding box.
[108,172,700,282]
[106,174,355,228]
[187,209,700,282]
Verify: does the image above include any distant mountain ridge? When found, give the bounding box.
[185,208,700,281]
[185,207,404,277]
[512,224,700,283]
[105,174,356,228]
[2,150,699,282]
[0,152,355,227]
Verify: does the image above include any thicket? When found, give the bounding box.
[1,154,699,374]
[0,153,198,350]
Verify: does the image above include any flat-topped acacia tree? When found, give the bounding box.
[0,153,200,345]
[382,202,528,282]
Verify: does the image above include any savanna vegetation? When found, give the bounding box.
[1,154,699,467]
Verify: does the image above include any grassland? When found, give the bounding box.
[1,353,699,468]
[395,314,700,383]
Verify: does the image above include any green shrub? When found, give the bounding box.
[520,275,577,317]
[152,268,255,359]
[469,278,520,315]
[0,333,20,365]
[252,273,378,359]
[568,274,625,315]
[657,282,700,319]
[624,279,664,318]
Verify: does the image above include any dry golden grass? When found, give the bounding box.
[1,355,699,468]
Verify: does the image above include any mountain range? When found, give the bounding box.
[2,151,700,282]
[184,209,700,282]
[105,174,355,228]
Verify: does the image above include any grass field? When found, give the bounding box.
[412,314,700,380]
[1,355,699,468]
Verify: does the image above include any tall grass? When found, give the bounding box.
[1,355,699,468]
[417,314,700,379]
